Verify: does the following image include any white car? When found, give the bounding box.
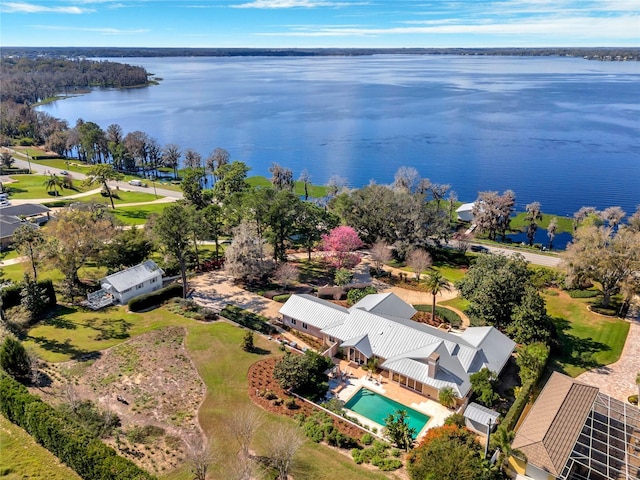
[0,200,11,207]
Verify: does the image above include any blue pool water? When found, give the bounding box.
[344,387,430,435]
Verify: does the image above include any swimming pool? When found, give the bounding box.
[344,388,430,435]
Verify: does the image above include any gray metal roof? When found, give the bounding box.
[464,402,500,426]
[350,292,417,318]
[0,204,50,217]
[280,293,515,397]
[102,260,163,292]
[278,294,348,330]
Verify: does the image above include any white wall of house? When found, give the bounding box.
[282,315,324,339]
[109,275,162,304]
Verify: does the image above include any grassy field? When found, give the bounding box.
[543,290,630,377]
[4,174,93,199]
[15,303,390,479]
[23,305,191,363]
[509,212,573,233]
[247,175,329,198]
[0,415,81,480]
[112,202,173,225]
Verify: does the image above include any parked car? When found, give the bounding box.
[0,200,11,207]
[470,245,489,253]
[60,170,69,175]
[128,179,143,186]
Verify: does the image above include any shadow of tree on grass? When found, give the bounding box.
[551,317,610,371]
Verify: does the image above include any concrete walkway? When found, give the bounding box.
[576,299,640,402]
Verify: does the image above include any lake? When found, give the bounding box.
[37,55,640,217]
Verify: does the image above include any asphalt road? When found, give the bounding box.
[5,151,561,268]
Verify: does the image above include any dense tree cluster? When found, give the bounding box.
[0,58,149,104]
[407,424,502,480]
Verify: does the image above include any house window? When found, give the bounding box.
[302,322,308,329]
[136,284,143,289]
[150,278,156,283]
[290,319,296,325]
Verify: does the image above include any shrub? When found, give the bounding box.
[628,395,638,405]
[0,374,154,479]
[361,433,374,445]
[285,398,298,410]
[347,286,377,306]
[1,280,55,310]
[127,283,183,312]
[567,289,600,298]
[219,305,275,334]
[443,412,466,428]
[590,305,618,316]
[502,379,535,431]
[0,337,31,382]
[273,294,292,303]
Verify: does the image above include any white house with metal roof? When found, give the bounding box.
[279,292,515,404]
[456,202,476,222]
[99,260,164,305]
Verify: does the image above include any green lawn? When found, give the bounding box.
[18,303,389,480]
[23,305,191,363]
[0,415,81,480]
[509,212,573,233]
[4,174,93,199]
[543,290,630,377]
[113,203,173,225]
[439,296,470,312]
[247,175,329,198]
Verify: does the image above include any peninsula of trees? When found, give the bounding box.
[0,57,151,104]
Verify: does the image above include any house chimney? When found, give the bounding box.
[427,353,440,378]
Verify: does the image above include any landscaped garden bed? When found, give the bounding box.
[248,357,367,441]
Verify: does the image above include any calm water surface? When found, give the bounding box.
[38,55,640,217]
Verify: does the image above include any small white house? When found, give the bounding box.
[456,202,476,222]
[100,260,164,305]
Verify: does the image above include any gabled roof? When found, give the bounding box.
[350,292,417,318]
[512,372,599,476]
[464,402,500,427]
[0,215,32,239]
[278,294,348,330]
[281,293,515,398]
[102,260,164,293]
[0,204,50,217]
[455,202,475,213]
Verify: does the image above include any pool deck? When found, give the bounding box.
[329,360,452,439]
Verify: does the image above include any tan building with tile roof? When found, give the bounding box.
[510,372,640,480]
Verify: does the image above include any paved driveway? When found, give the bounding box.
[576,300,640,402]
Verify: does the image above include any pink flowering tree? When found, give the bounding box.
[321,226,364,269]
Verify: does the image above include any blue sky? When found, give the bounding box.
[1,1,639,48]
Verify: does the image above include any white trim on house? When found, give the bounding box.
[100,260,164,305]
[279,293,515,400]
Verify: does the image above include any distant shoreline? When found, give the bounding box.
[2,46,639,62]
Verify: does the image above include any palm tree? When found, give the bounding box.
[491,425,526,473]
[424,271,452,321]
[438,386,457,408]
[43,174,64,196]
[83,164,123,209]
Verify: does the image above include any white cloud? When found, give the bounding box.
[1,2,92,13]
[30,24,148,34]
[254,15,640,39]
[232,0,368,9]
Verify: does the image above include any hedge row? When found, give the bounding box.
[567,289,600,298]
[413,305,462,327]
[127,283,183,312]
[1,280,57,309]
[220,305,275,334]
[502,347,550,431]
[0,374,154,480]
